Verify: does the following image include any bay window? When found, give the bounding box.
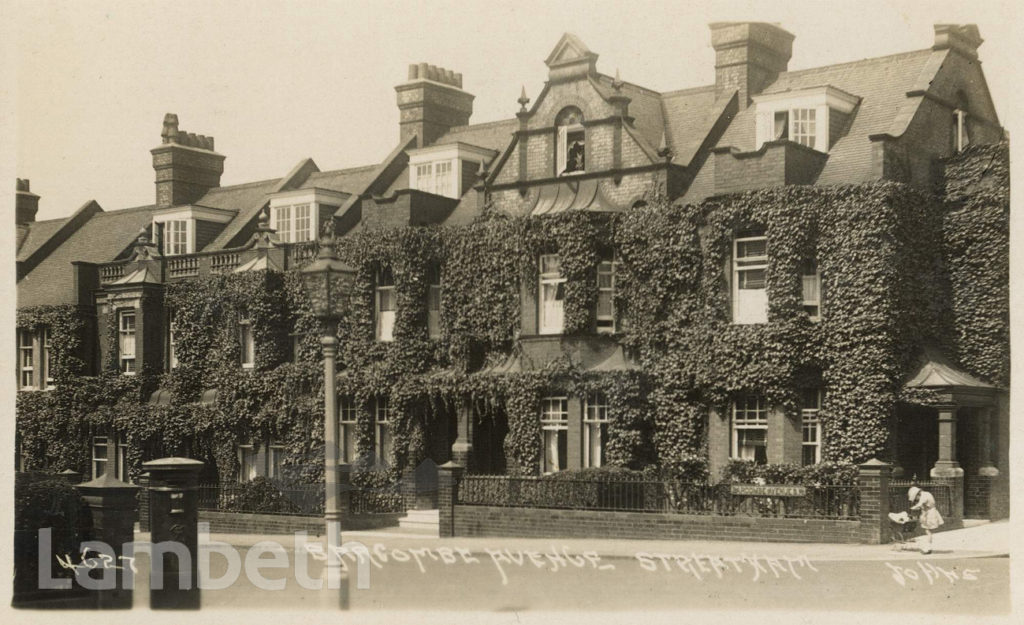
[801,389,823,465]
[732,234,768,324]
[540,397,569,473]
[119,311,137,375]
[731,395,768,464]
[583,392,609,468]
[376,267,396,342]
[539,254,565,334]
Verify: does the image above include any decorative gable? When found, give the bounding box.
[545,33,598,83]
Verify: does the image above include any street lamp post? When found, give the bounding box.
[298,235,356,608]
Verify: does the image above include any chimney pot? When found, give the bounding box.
[396,63,474,147]
[933,24,983,59]
[16,178,40,224]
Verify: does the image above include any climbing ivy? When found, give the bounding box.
[15,147,1007,482]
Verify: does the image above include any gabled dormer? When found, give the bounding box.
[268,188,347,243]
[752,86,860,152]
[152,204,236,256]
[407,142,497,199]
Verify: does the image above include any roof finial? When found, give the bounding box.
[517,85,530,113]
[612,69,623,92]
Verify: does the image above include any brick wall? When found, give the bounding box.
[453,505,862,543]
[964,475,992,518]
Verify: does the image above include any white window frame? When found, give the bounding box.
[596,259,617,334]
[162,219,191,256]
[557,124,586,176]
[118,310,137,375]
[375,398,393,463]
[583,392,609,468]
[18,330,34,390]
[801,260,822,322]
[268,442,286,480]
[953,108,970,153]
[732,235,768,324]
[753,87,858,153]
[42,328,53,389]
[540,397,569,474]
[801,389,823,466]
[237,444,257,482]
[239,320,255,369]
[167,310,178,370]
[538,254,566,335]
[272,203,314,243]
[339,396,358,464]
[375,267,396,342]
[92,436,109,479]
[731,395,768,464]
[427,265,442,340]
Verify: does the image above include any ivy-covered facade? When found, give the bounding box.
[15,23,1009,521]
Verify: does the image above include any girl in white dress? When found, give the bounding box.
[908,486,944,554]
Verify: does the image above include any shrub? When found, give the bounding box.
[718,460,856,485]
[14,473,90,596]
[224,477,301,514]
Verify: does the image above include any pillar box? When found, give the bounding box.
[143,457,204,610]
[75,472,140,609]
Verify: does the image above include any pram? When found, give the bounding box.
[888,511,918,551]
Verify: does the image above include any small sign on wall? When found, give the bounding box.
[729,484,807,497]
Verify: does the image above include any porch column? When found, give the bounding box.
[930,404,962,477]
[977,406,999,476]
[451,397,474,470]
[931,404,964,520]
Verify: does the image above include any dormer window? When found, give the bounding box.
[163,220,190,255]
[556,107,585,175]
[407,143,495,200]
[268,189,346,244]
[152,205,235,256]
[272,203,313,243]
[753,86,859,153]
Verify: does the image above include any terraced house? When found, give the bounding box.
[15,22,1009,534]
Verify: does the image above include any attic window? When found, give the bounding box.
[753,87,859,153]
[556,107,585,176]
[162,219,192,256]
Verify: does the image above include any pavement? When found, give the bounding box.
[140,517,1010,561]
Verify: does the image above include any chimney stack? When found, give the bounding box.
[150,113,225,208]
[710,22,795,109]
[933,24,983,60]
[395,63,474,148]
[16,178,39,224]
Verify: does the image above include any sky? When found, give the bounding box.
[3,0,1022,221]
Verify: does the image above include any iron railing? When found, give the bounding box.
[197,481,407,516]
[888,479,954,517]
[457,475,860,520]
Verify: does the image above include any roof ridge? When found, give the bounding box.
[91,204,157,216]
[780,48,932,78]
[661,84,716,98]
[444,118,518,133]
[205,177,280,192]
[310,164,380,175]
[595,73,663,97]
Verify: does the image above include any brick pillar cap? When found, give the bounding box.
[439,461,464,470]
[858,458,892,470]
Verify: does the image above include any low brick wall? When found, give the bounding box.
[199,510,401,535]
[453,505,862,543]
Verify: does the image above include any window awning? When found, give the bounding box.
[529,178,624,216]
